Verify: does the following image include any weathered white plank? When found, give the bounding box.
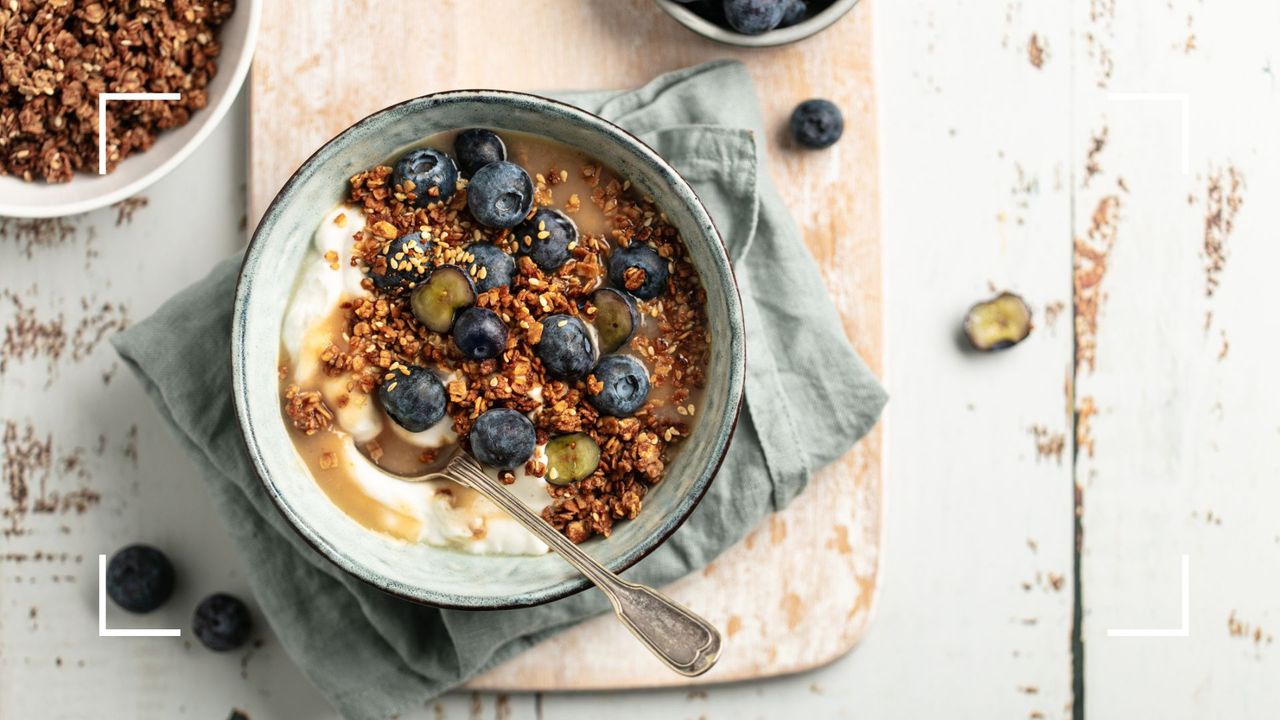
[1074,1,1280,718]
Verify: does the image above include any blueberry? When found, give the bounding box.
[106,544,175,614]
[536,314,596,380]
[453,129,507,178]
[466,161,534,228]
[780,0,808,26]
[607,244,670,300]
[392,148,459,206]
[464,242,515,292]
[192,593,253,652]
[452,306,508,360]
[469,408,536,471]
[789,99,844,149]
[588,355,651,417]
[515,208,577,271]
[369,232,433,291]
[723,0,786,34]
[544,433,600,485]
[590,288,639,354]
[410,265,476,333]
[378,364,447,432]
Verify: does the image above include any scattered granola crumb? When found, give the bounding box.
[1074,195,1120,373]
[1029,425,1065,464]
[112,196,149,226]
[1202,166,1244,298]
[1027,33,1047,68]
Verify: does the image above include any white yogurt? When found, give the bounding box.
[283,204,553,555]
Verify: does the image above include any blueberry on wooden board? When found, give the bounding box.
[790,98,844,149]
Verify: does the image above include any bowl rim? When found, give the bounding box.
[654,0,859,48]
[233,88,747,610]
[0,0,263,219]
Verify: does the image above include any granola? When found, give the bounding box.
[0,0,235,182]
[282,129,710,548]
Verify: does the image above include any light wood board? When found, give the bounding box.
[248,0,883,689]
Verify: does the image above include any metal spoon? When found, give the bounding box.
[385,449,721,677]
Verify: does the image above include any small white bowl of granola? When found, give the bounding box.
[0,0,261,218]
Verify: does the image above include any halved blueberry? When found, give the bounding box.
[454,129,507,177]
[470,408,536,471]
[588,354,650,417]
[369,231,433,291]
[467,161,534,228]
[544,433,601,485]
[789,99,844,149]
[106,544,175,614]
[464,242,515,292]
[192,593,252,652]
[607,244,670,300]
[590,288,639,354]
[410,265,476,333]
[378,364,447,432]
[392,148,459,206]
[515,208,577,271]
[536,314,596,380]
[452,306,508,360]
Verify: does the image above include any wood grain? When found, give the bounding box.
[249,0,883,688]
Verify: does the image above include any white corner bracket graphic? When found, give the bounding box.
[1107,92,1190,175]
[1106,554,1190,638]
[97,92,182,175]
[98,554,181,637]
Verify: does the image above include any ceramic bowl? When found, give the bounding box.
[655,0,859,48]
[0,0,262,218]
[233,91,746,609]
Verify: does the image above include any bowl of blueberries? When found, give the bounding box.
[657,0,859,47]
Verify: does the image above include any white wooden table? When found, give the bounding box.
[3,1,1279,718]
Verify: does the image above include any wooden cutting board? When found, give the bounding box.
[249,0,883,689]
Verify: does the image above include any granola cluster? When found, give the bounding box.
[0,0,234,182]
[291,154,710,543]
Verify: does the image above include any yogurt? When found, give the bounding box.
[281,205,553,555]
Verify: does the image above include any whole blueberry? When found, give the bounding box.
[723,0,786,34]
[789,98,844,149]
[452,306,508,360]
[470,408,536,471]
[588,355,651,417]
[453,128,507,177]
[106,544,175,613]
[466,161,534,228]
[515,208,577,271]
[192,593,253,652]
[464,242,515,292]
[378,364,447,432]
[392,148,459,206]
[607,244,670,300]
[779,0,808,26]
[369,232,433,291]
[536,314,596,380]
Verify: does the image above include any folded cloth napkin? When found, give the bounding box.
[112,60,886,720]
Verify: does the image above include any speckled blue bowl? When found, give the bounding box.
[232,91,746,609]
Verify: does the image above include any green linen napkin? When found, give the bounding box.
[112,60,886,720]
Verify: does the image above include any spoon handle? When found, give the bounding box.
[446,454,721,677]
